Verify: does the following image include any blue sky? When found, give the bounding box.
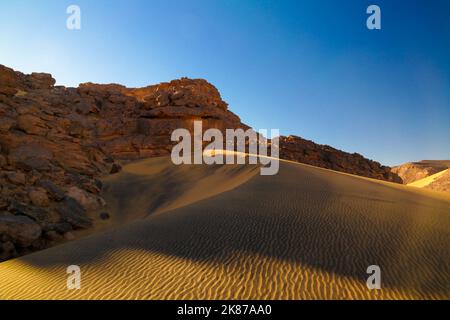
[1,0,449,165]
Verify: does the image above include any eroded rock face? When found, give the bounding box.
[76,78,246,159]
[0,64,402,261]
[279,135,402,183]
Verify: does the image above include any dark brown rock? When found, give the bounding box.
[44,230,62,242]
[6,171,26,185]
[0,241,16,261]
[44,222,72,234]
[16,114,48,135]
[38,180,65,201]
[57,197,92,229]
[0,117,15,133]
[0,215,42,247]
[110,163,122,174]
[26,72,55,90]
[28,188,50,207]
[99,212,110,220]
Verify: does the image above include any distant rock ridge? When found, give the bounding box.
[0,64,401,261]
[280,135,402,183]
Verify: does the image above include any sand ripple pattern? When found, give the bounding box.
[1,160,449,299]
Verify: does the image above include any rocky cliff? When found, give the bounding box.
[0,64,401,261]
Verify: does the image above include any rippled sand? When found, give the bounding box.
[0,157,449,299]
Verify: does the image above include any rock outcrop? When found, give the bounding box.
[280,135,402,183]
[0,64,402,261]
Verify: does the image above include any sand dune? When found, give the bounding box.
[0,157,449,300]
[76,156,260,236]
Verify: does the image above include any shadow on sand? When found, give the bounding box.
[13,161,450,298]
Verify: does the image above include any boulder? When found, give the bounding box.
[44,222,72,234]
[0,215,42,247]
[8,201,56,224]
[64,232,75,241]
[0,155,6,168]
[66,186,105,211]
[44,230,62,242]
[38,180,65,201]
[16,114,47,135]
[0,65,24,95]
[26,72,56,90]
[110,163,122,174]
[57,197,92,229]
[99,212,110,220]
[28,188,50,207]
[8,143,54,171]
[6,171,26,185]
[0,241,16,261]
[0,117,15,133]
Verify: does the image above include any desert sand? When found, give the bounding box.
[0,156,449,300]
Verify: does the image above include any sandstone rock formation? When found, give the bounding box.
[0,64,402,261]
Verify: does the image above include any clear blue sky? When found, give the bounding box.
[1,0,449,165]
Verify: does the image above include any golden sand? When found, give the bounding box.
[0,157,449,299]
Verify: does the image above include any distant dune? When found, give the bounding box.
[408,169,449,188]
[0,157,449,300]
[393,160,450,193]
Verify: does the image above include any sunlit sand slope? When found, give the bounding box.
[0,158,449,299]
